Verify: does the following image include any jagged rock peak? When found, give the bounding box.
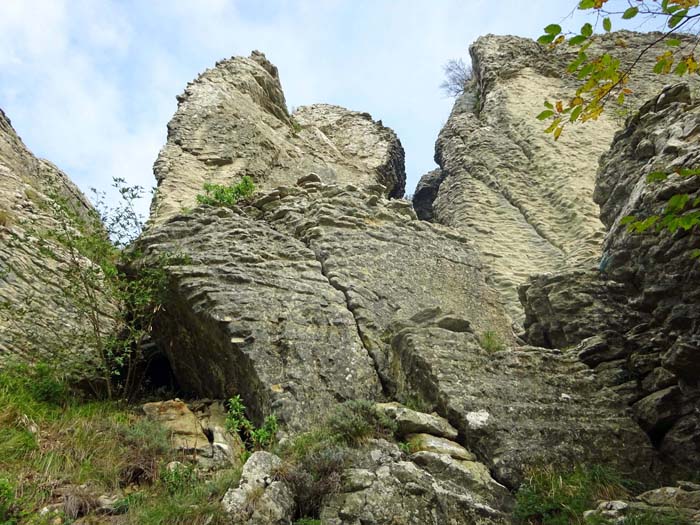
[417,31,699,323]
[149,50,406,226]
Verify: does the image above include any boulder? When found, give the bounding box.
[222,451,295,525]
[375,402,458,440]
[319,440,512,524]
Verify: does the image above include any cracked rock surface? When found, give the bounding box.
[0,108,116,378]
[520,84,700,474]
[416,32,700,322]
[149,51,405,227]
[137,176,510,431]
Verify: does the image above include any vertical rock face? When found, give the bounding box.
[0,109,115,378]
[521,84,700,473]
[138,176,512,432]
[418,32,698,322]
[149,51,405,226]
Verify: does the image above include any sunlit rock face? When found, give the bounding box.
[521,83,700,474]
[149,50,405,227]
[0,108,116,381]
[417,31,698,323]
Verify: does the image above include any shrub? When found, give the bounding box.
[196,176,255,207]
[225,395,278,452]
[0,209,11,228]
[479,331,505,353]
[325,400,397,447]
[514,465,628,525]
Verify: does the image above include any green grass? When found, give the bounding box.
[514,465,629,525]
[0,363,241,524]
[479,330,505,352]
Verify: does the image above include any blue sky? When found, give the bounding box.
[0,1,648,214]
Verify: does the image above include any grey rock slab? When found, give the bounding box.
[137,204,382,433]
[375,401,458,439]
[387,308,656,488]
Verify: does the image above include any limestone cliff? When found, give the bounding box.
[0,109,115,379]
[416,32,699,322]
[149,51,405,226]
[521,83,700,474]
[135,53,662,523]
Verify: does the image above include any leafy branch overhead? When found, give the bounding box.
[539,1,700,244]
[537,0,700,140]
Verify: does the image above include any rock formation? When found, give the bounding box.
[132,47,676,523]
[149,51,405,226]
[0,109,115,380]
[416,32,699,322]
[521,83,700,474]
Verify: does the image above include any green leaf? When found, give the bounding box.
[578,0,595,8]
[622,7,639,19]
[603,17,612,32]
[544,100,554,109]
[569,35,588,46]
[570,105,583,122]
[646,171,669,183]
[620,215,637,226]
[581,23,593,37]
[675,61,689,76]
[538,34,556,45]
[544,24,562,35]
[537,110,555,120]
[691,249,700,259]
[654,60,667,74]
[666,38,682,47]
[669,9,689,28]
[666,194,690,214]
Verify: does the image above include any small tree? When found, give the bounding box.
[440,58,473,97]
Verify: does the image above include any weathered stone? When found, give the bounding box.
[406,433,475,461]
[138,179,512,429]
[143,399,210,451]
[137,203,382,433]
[0,108,116,380]
[387,309,656,488]
[375,402,458,440]
[521,83,700,472]
[149,51,405,226]
[417,32,697,321]
[222,452,295,525]
[319,440,512,524]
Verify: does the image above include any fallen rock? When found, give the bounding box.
[405,433,474,461]
[222,451,295,525]
[375,402,458,439]
[319,440,512,524]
